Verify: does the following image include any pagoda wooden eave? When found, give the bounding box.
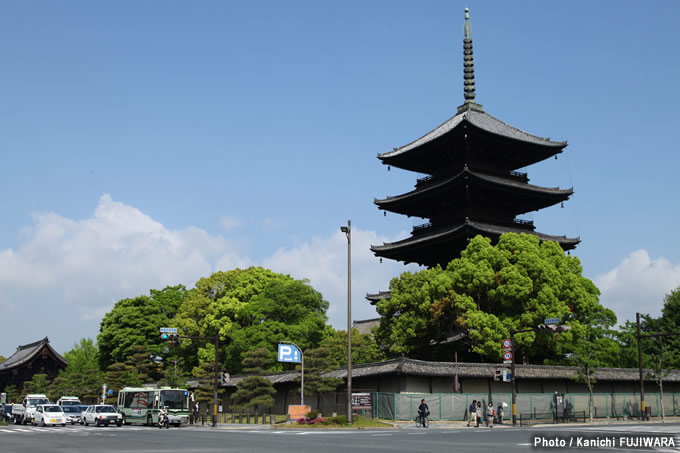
[0,337,68,373]
[378,107,566,174]
[375,166,573,217]
[370,220,579,267]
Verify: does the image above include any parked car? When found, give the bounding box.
[61,405,83,425]
[81,405,122,427]
[33,404,66,426]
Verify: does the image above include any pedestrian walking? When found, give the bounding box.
[497,403,504,424]
[467,400,477,427]
[475,401,482,427]
[193,402,199,424]
[486,402,494,428]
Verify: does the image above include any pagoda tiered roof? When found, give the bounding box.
[375,165,573,218]
[371,221,579,267]
[378,103,567,174]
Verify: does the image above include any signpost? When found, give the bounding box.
[278,343,304,405]
[159,327,178,333]
[544,318,560,325]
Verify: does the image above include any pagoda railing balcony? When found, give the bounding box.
[412,222,433,235]
[415,175,434,188]
[513,219,535,230]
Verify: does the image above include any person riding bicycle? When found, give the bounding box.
[417,399,430,425]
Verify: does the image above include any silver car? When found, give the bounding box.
[81,405,122,427]
[61,405,83,425]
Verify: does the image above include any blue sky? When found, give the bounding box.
[1,1,679,357]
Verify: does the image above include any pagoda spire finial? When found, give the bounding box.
[463,8,476,104]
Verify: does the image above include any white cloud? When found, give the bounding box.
[219,215,243,231]
[594,250,680,326]
[263,228,421,329]
[0,194,418,355]
[0,194,244,324]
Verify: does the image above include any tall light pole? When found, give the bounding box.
[340,220,352,424]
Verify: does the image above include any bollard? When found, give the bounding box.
[270,414,276,426]
[231,413,235,423]
[238,413,242,424]
[246,414,250,424]
[201,415,205,426]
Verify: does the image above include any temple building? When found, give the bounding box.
[370,9,579,268]
[0,337,68,395]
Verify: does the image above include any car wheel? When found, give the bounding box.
[116,421,122,427]
[95,419,100,427]
[62,423,66,427]
[84,420,88,426]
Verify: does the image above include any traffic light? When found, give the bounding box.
[173,334,181,346]
[160,333,169,341]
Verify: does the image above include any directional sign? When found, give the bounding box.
[502,339,512,350]
[160,327,178,333]
[278,344,302,363]
[544,318,560,325]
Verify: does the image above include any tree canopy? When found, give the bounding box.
[97,285,187,370]
[173,267,329,374]
[375,233,616,365]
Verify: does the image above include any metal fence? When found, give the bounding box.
[373,392,680,421]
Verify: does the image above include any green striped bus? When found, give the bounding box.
[116,387,190,426]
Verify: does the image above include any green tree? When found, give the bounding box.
[174,267,329,374]
[295,346,342,415]
[376,233,615,364]
[4,384,19,403]
[565,322,620,423]
[104,362,142,404]
[22,374,50,395]
[0,355,6,364]
[319,327,385,367]
[231,348,276,417]
[191,343,225,411]
[48,338,105,403]
[97,285,187,370]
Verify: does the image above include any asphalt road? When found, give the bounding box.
[1,422,679,452]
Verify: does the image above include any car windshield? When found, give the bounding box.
[45,406,63,413]
[61,401,80,406]
[160,390,188,410]
[62,406,81,413]
[95,406,116,413]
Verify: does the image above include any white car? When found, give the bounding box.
[33,405,66,426]
[81,405,123,427]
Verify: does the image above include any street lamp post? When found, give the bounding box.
[340,220,352,424]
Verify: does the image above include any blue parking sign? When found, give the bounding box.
[278,344,301,363]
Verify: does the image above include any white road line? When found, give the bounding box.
[371,434,392,437]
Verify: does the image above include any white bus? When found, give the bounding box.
[116,387,189,426]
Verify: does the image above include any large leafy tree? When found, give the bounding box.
[97,285,188,370]
[375,233,616,364]
[319,327,385,367]
[48,338,104,403]
[174,267,329,374]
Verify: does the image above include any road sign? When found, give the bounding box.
[278,344,302,363]
[544,318,560,325]
[160,327,178,333]
[502,339,512,349]
[503,370,511,382]
[503,351,512,364]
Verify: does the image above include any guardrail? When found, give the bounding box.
[519,410,586,427]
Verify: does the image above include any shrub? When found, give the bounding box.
[322,415,348,425]
[306,410,319,420]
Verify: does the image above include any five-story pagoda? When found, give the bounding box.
[371,8,579,268]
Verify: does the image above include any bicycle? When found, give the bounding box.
[415,411,430,428]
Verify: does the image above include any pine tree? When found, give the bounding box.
[231,348,276,418]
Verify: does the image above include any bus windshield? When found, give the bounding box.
[160,390,188,410]
[28,398,49,407]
